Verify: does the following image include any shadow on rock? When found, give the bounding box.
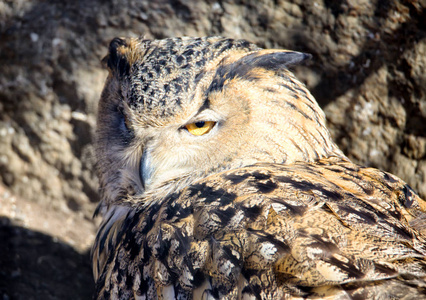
[0,217,94,300]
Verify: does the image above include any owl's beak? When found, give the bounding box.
[139,148,153,191]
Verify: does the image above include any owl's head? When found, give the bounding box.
[95,36,345,211]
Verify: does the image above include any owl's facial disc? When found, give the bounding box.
[137,109,222,192]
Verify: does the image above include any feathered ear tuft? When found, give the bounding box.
[102,37,130,77]
[242,50,312,70]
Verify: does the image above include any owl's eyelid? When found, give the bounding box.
[184,119,217,127]
[187,109,222,124]
[116,104,133,132]
[116,104,125,115]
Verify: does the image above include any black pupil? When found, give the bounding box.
[195,121,205,128]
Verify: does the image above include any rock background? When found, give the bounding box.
[0,0,424,299]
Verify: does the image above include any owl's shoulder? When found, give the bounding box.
[93,157,426,299]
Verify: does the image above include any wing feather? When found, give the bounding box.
[93,157,426,299]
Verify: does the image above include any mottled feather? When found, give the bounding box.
[92,37,426,299]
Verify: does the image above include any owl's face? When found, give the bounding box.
[95,37,344,209]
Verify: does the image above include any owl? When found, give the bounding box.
[91,36,426,299]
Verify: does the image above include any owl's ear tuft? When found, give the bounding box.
[103,37,131,77]
[243,50,312,70]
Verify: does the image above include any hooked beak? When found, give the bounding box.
[140,148,153,191]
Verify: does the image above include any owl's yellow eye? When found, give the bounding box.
[185,121,216,136]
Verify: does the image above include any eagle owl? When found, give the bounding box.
[92,37,426,299]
